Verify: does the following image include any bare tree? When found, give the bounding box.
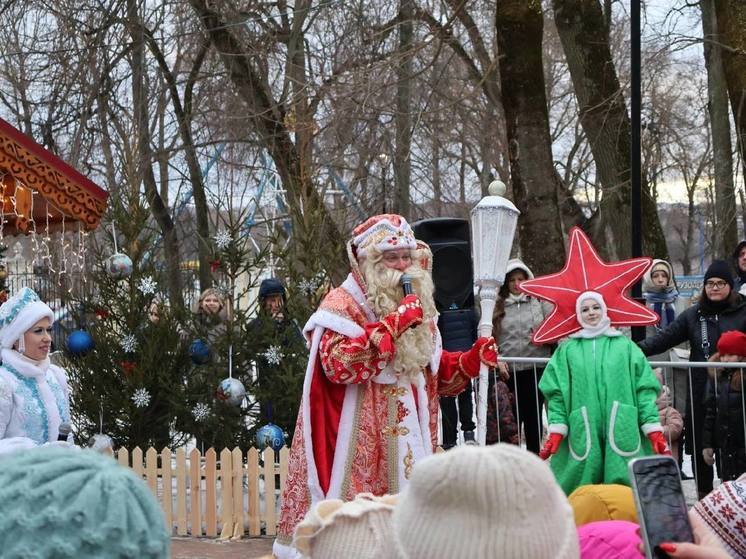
[494,0,566,273]
[187,0,346,275]
[126,0,184,305]
[714,1,746,202]
[702,0,738,257]
[551,0,668,260]
[394,0,413,218]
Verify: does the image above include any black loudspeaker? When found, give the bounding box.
[412,218,474,312]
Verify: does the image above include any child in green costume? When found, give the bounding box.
[538,292,668,495]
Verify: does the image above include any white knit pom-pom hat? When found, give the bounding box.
[392,444,580,559]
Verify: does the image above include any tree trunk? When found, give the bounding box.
[713,0,746,244]
[394,0,413,219]
[188,0,346,278]
[432,131,442,216]
[459,143,467,204]
[685,196,697,275]
[495,0,566,275]
[141,30,213,291]
[702,0,738,258]
[552,0,668,260]
[127,0,184,307]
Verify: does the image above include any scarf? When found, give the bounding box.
[569,316,622,339]
[698,293,733,316]
[644,288,677,328]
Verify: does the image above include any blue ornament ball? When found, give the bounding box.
[67,330,94,356]
[105,252,133,279]
[189,339,211,365]
[216,377,246,406]
[256,423,285,451]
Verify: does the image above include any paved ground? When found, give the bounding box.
[171,537,274,558]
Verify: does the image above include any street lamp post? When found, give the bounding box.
[470,180,520,446]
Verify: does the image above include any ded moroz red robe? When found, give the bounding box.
[273,269,475,557]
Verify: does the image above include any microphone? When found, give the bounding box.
[58,422,71,442]
[400,273,414,296]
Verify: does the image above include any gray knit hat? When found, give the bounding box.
[392,444,580,559]
[0,446,170,558]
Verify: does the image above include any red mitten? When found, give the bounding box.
[539,433,564,460]
[459,337,498,377]
[647,431,671,455]
[379,294,424,338]
[363,294,424,356]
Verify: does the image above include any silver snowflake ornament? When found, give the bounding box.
[262,345,283,365]
[192,403,210,422]
[131,388,151,408]
[298,277,320,296]
[137,276,158,295]
[214,230,232,250]
[121,334,137,353]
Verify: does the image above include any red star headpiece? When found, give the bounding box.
[518,227,658,344]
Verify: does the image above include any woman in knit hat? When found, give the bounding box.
[702,330,746,482]
[0,446,170,558]
[495,259,553,453]
[639,259,746,497]
[0,287,72,455]
[642,259,679,336]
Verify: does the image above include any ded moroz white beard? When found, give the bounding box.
[359,249,437,381]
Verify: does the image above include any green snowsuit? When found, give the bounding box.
[539,335,661,495]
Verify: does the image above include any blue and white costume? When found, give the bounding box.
[0,288,71,455]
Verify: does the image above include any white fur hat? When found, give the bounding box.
[0,287,54,349]
[392,444,580,559]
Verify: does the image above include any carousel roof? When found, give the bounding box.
[0,117,108,234]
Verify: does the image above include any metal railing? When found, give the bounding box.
[480,356,746,496]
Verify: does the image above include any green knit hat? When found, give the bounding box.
[0,447,170,558]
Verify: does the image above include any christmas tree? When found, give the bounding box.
[65,196,339,451]
[64,201,195,449]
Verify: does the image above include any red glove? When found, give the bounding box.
[383,294,424,336]
[459,337,498,377]
[647,431,671,455]
[364,294,424,355]
[539,433,564,460]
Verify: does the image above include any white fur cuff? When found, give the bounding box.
[548,424,568,436]
[641,423,663,435]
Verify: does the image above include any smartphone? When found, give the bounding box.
[629,456,694,559]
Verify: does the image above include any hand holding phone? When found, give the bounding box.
[629,456,694,559]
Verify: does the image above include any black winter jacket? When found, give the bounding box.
[702,369,746,481]
[638,293,746,365]
[638,294,746,438]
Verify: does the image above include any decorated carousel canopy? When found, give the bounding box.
[0,117,108,235]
